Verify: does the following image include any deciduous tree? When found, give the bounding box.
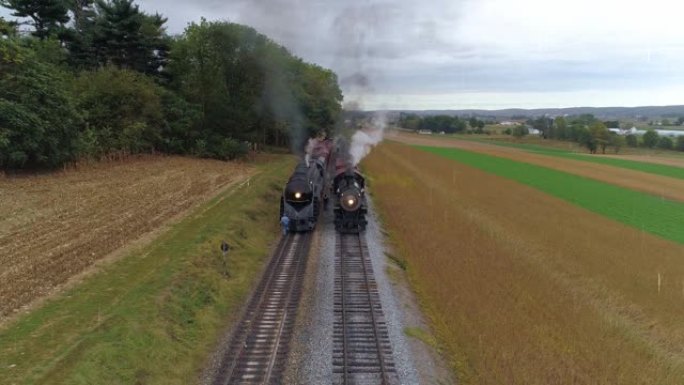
[0,40,81,168]
[553,116,567,139]
[625,134,638,147]
[609,133,626,154]
[676,136,684,152]
[656,136,673,150]
[589,121,610,154]
[642,129,659,148]
[512,125,529,138]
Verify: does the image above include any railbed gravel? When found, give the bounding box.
[285,195,453,384]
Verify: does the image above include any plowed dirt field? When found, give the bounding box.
[0,156,252,320]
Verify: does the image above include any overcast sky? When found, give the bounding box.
[4,0,684,110]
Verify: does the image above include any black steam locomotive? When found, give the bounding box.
[332,155,368,233]
[280,138,333,232]
[280,137,367,234]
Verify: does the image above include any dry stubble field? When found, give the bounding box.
[0,156,252,321]
[364,142,684,384]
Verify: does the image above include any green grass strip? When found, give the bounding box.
[0,157,293,385]
[479,140,684,180]
[418,145,684,245]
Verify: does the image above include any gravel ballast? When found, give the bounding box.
[285,196,454,384]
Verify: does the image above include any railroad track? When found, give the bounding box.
[333,233,398,385]
[213,232,311,385]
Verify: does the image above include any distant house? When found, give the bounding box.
[528,127,541,135]
[655,129,684,137]
[418,129,432,135]
[499,121,519,126]
[609,127,637,135]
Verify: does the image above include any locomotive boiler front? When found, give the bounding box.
[281,163,318,232]
[333,168,368,233]
[337,171,363,212]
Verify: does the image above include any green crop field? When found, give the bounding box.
[487,141,684,179]
[418,145,684,245]
[475,140,684,180]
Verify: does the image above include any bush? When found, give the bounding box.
[193,136,248,160]
[73,67,165,155]
[610,134,626,154]
[656,136,673,150]
[642,129,659,148]
[158,88,202,154]
[512,126,529,138]
[0,39,82,168]
[0,100,44,167]
[676,136,684,152]
[213,137,249,160]
[625,134,638,147]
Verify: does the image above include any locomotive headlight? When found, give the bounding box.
[340,190,361,212]
[294,192,302,199]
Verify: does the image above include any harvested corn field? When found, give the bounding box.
[0,156,252,321]
[364,142,684,384]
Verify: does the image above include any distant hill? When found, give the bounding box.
[383,105,684,120]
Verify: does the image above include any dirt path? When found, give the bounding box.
[604,153,684,168]
[0,156,253,323]
[392,132,684,202]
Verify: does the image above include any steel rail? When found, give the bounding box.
[262,232,310,382]
[214,233,302,385]
[335,233,396,385]
[352,234,391,385]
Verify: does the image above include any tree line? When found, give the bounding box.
[528,115,684,153]
[398,112,684,153]
[398,113,488,134]
[0,0,342,169]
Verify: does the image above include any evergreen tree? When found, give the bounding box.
[91,0,169,75]
[0,16,18,36]
[70,0,95,28]
[0,0,70,39]
[62,0,98,68]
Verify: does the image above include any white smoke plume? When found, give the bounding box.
[304,137,316,166]
[349,112,387,165]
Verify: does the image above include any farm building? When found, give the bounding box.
[609,127,684,137]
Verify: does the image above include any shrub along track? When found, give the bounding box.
[211,232,311,385]
[392,132,684,202]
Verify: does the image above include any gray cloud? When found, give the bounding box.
[133,0,470,108]
[4,0,684,108]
